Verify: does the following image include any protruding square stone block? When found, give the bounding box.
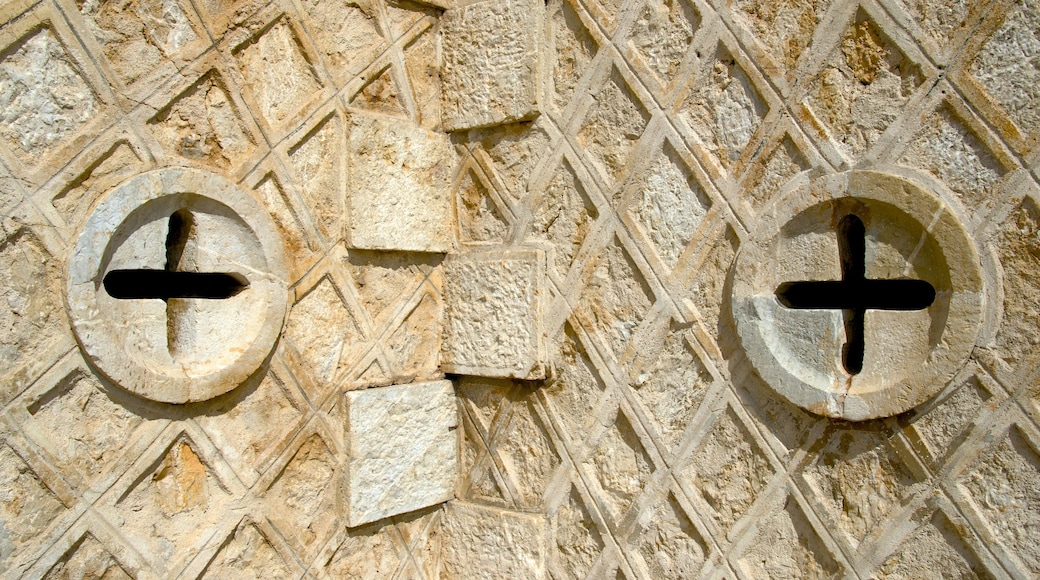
[346,112,452,253]
[344,380,458,527]
[442,502,548,579]
[441,0,543,131]
[442,248,546,379]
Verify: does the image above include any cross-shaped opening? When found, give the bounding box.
[775,214,936,375]
[104,210,249,359]
[103,210,249,300]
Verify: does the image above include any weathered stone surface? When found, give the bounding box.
[627,143,710,271]
[0,0,1036,577]
[44,533,132,579]
[578,71,649,185]
[233,18,321,127]
[441,0,542,131]
[679,44,767,169]
[346,112,452,252]
[149,72,255,169]
[442,502,547,579]
[732,170,983,420]
[202,522,294,579]
[0,229,64,404]
[959,426,1040,574]
[969,0,1040,139]
[66,167,288,403]
[442,248,546,379]
[806,12,923,158]
[0,26,99,166]
[344,380,457,527]
[0,443,65,575]
[77,0,198,86]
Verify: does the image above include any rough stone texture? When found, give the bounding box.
[626,144,710,271]
[959,426,1040,575]
[66,168,288,403]
[731,0,832,80]
[44,534,132,579]
[149,71,255,170]
[805,11,923,158]
[77,0,199,87]
[682,407,774,531]
[0,27,99,166]
[679,44,767,169]
[1,0,1039,577]
[577,70,650,186]
[441,0,542,131]
[233,19,322,127]
[969,0,1040,140]
[527,159,597,278]
[442,502,547,579]
[346,112,452,252]
[443,248,546,379]
[344,380,457,527]
[898,104,1006,213]
[549,0,597,112]
[0,229,64,405]
[626,0,699,85]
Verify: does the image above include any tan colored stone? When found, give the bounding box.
[441,0,543,131]
[442,502,548,579]
[344,380,457,527]
[346,112,452,252]
[442,248,546,379]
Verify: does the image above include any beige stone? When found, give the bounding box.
[732,169,984,420]
[441,0,543,131]
[442,248,546,379]
[442,501,548,579]
[344,380,457,527]
[66,167,288,403]
[346,111,453,253]
[1,0,1037,577]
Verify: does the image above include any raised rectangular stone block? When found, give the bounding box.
[441,0,543,131]
[346,112,452,253]
[442,248,546,379]
[344,380,458,527]
[442,502,548,579]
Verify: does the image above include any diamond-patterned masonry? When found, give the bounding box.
[344,380,457,527]
[442,501,547,579]
[3,0,1040,576]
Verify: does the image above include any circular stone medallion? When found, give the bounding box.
[67,168,288,404]
[731,170,984,421]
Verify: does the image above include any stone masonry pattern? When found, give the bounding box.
[0,0,1037,578]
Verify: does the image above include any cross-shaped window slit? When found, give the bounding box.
[774,214,936,375]
[103,210,249,300]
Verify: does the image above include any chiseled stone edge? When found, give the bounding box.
[442,247,547,380]
[343,380,458,527]
[441,0,544,132]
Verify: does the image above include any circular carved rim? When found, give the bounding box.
[731,169,984,421]
[66,168,288,404]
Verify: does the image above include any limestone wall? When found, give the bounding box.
[0,0,1037,577]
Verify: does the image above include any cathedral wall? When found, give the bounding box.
[0,0,1038,577]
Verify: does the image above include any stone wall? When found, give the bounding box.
[0,0,1037,578]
